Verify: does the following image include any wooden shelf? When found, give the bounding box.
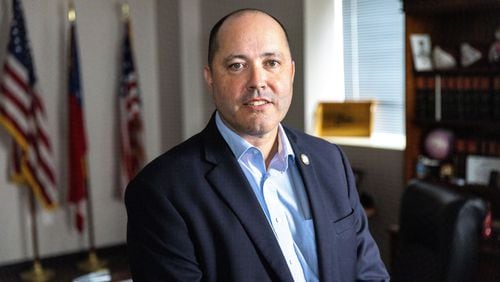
[404,0,500,15]
[403,0,500,182]
[413,120,500,135]
[413,67,500,76]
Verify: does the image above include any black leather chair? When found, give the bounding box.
[391,179,488,282]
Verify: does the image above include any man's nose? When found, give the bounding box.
[247,65,267,91]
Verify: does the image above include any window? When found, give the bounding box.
[342,0,405,135]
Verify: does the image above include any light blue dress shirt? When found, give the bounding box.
[215,112,319,282]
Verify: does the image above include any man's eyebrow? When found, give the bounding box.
[261,52,283,58]
[223,54,247,64]
[222,52,284,63]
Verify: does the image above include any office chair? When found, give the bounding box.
[391,179,488,282]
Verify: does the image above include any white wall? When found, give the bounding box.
[0,0,160,265]
[304,0,345,134]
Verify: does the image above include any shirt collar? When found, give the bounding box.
[215,111,295,164]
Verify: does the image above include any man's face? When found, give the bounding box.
[204,12,295,140]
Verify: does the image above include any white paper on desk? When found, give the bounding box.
[466,155,500,185]
[72,269,111,282]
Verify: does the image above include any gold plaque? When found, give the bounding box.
[316,101,375,137]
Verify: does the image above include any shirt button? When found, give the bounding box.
[275,217,280,223]
[288,259,293,265]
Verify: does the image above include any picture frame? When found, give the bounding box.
[466,155,500,185]
[410,34,433,71]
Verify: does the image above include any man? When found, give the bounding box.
[125,8,389,281]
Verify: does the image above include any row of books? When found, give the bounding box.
[453,136,500,157]
[415,75,500,122]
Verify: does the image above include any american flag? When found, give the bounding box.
[68,19,87,233]
[118,19,146,196]
[0,0,57,209]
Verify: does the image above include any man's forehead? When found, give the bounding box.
[223,10,275,25]
[216,13,289,51]
[219,11,286,39]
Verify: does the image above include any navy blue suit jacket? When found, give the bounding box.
[125,115,389,281]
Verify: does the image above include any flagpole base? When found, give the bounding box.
[77,250,107,272]
[20,260,54,282]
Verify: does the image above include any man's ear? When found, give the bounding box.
[203,65,213,91]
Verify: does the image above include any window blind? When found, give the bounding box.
[343,0,405,135]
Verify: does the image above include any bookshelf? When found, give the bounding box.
[403,0,500,187]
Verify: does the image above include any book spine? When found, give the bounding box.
[463,76,472,120]
[469,77,479,120]
[434,75,441,121]
[427,76,436,120]
[478,76,491,121]
[493,76,500,121]
[414,76,427,121]
[456,76,465,121]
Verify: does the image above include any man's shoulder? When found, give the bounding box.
[136,132,205,177]
[283,126,339,149]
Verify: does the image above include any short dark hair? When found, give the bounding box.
[207,8,290,66]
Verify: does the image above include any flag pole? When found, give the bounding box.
[77,163,106,272]
[20,189,54,281]
[66,1,105,272]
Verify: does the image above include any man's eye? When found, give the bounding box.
[266,60,280,68]
[228,63,245,71]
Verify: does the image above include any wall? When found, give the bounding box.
[0,0,161,265]
[304,0,345,134]
[156,0,183,149]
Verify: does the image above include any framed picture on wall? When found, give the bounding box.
[410,34,433,71]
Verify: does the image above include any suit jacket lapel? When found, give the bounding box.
[201,116,294,281]
[286,129,335,281]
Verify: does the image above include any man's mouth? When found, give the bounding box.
[245,100,269,106]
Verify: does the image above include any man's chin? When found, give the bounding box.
[242,124,278,138]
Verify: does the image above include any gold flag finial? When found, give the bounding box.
[121,2,130,21]
[68,1,76,22]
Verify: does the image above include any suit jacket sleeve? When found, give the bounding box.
[125,176,203,281]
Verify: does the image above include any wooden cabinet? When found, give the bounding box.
[403,0,500,184]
